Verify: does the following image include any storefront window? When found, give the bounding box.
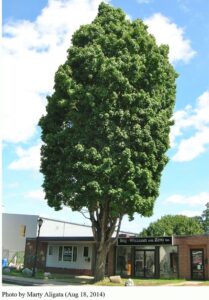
[170,253,178,273]
[83,247,89,257]
[48,246,53,255]
[58,246,63,261]
[63,246,73,261]
[73,246,77,262]
[58,246,77,262]
[160,246,178,277]
[116,247,132,276]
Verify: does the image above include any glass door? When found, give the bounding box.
[135,250,155,278]
[191,249,204,280]
[145,250,155,278]
[135,251,144,277]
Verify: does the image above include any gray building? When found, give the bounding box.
[2,213,38,261]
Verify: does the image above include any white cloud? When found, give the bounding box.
[8,143,42,171]
[25,189,45,201]
[172,128,209,161]
[171,91,209,161]
[177,210,202,217]
[2,0,104,144]
[144,13,196,63]
[165,192,209,207]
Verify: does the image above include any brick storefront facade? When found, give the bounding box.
[24,239,47,270]
[24,235,209,280]
[24,238,95,276]
[44,267,93,276]
[173,235,209,280]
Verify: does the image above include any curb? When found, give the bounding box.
[2,275,66,286]
[3,277,39,286]
[2,275,85,286]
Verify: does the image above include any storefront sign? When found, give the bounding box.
[118,236,172,246]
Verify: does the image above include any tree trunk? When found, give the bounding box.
[89,208,123,282]
[94,243,108,282]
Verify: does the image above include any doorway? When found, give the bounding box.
[191,249,204,280]
[135,250,155,278]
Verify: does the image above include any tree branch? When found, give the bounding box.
[110,215,123,246]
[79,209,91,220]
[89,210,98,240]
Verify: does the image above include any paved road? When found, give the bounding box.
[2,283,18,286]
[2,279,46,286]
[2,275,71,286]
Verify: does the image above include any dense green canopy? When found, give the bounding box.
[139,214,204,236]
[201,202,209,233]
[39,2,177,280]
[39,3,177,220]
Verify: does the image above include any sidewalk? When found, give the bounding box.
[165,281,204,286]
[2,275,81,286]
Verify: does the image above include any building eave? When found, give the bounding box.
[26,236,96,242]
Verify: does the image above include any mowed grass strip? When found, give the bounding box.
[94,278,186,286]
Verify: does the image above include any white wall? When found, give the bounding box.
[2,213,93,260]
[40,219,93,237]
[46,243,93,270]
[2,213,38,259]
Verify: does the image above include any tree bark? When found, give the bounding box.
[94,244,108,282]
[90,208,123,282]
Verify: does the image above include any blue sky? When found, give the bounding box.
[2,0,209,233]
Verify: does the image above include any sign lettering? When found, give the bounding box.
[118,236,172,246]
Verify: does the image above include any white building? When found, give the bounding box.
[2,213,135,262]
[2,213,92,261]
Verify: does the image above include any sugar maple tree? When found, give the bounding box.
[39,3,177,281]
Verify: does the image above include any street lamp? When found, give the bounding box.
[32,217,43,277]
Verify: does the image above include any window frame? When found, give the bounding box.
[58,246,63,261]
[83,246,89,258]
[48,245,53,255]
[19,224,26,237]
[170,252,178,273]
[58,245,77,262]
[63,246,73,261]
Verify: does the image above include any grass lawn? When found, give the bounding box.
[48,273,94,284]
[2,269,93,284]
[94,277,186,286]
[2,269,45,280]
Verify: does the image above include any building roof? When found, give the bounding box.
[27,236,95,242]
[40,216,137,235]
[174,233,209,238]
[3,212,137,235]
